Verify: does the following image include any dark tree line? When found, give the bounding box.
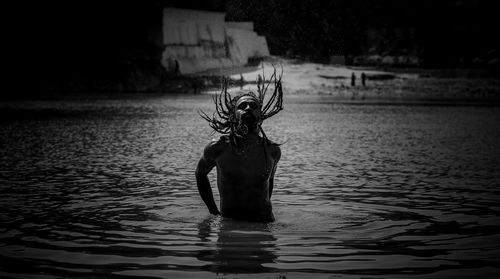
[226,0,499,67]
[21,0,499,69]
[7,0,497,96]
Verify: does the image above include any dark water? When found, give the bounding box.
[1,94,500,278]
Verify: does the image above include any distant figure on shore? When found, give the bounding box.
[240,74,244,89]
[196,69,284,222]
[192,78,200,94]
[351,72,356,87]
[361,72,366,87]
[174,60,180,75]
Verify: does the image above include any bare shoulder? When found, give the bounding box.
[203,135,230,161]
[265,139,281,161]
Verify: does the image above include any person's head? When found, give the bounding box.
[199,67,284,144]
[233,93,262,136]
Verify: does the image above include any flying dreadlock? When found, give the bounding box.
[199,67,284,146]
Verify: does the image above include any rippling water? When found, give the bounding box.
[1,94,500,278]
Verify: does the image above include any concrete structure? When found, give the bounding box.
[226,21,254,31]
[161,8,269,74]
[226,22,270,65]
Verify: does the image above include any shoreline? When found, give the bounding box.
[1,92,499,107]
[3,57,500,104]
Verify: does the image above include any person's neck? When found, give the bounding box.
[238,131,260,145]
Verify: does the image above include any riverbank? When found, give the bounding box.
[220,58,500,105]
[3,56,500,104]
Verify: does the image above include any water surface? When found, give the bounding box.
[1,94,500,278]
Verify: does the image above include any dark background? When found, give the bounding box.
[7,0,499,96]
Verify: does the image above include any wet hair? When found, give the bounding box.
[199,67,284,146]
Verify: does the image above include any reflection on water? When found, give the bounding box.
[197,216,278,274]
[1,94,500,278]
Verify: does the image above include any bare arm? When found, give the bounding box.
[195,142,221,215]
[269,146,281,199]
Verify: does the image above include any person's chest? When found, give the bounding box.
[217,146,272,181]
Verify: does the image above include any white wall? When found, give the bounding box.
[163,8,226,45]
[226,28,269,63]
[226,21,254,31]
[161,8,270,75]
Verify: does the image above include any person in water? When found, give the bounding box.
[196,69,284,222]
